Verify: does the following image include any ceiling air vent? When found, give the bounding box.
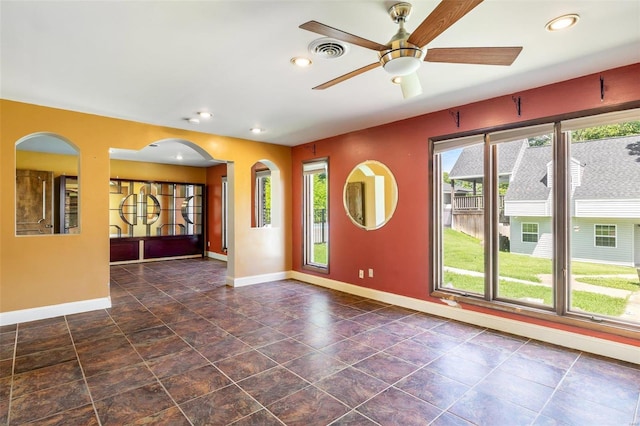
[308,38,349,59]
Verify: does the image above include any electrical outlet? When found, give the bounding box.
[368,268,374,278]
[207,241,210,247]
[359,270,364,279]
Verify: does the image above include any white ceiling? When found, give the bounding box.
[2,0,639,166]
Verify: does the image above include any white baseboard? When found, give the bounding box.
[207,251,228,262]
[227,271,290,288]
[289,271,639,365]
[0,297,112,326]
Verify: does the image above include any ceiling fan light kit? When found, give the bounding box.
[298,0,523,99]
[379,45,422,75]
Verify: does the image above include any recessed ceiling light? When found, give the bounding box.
[176,154,183,160]
[250,128,264,134]
[545,14,579,31]
[187,117,200,124]
[391,76,403,85]
[198,111,213,118]
[291,57,312,67]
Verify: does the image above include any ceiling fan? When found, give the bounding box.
[299,0,522,99]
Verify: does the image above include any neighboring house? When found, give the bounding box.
[505,135,640,267]
[448,139,527,238]
[449,136,640,266]
[442,182,471,227]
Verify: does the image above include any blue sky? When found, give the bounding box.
[441,148,461,172]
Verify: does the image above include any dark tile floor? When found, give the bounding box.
[1,258,639,425]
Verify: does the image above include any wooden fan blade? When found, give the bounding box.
[425,47,523,65]
[407,0,484,48]
[300,21,388,51]
[312,62,381,90]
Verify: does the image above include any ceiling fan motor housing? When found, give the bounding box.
[379,40,423,75]
[379,2,422,76]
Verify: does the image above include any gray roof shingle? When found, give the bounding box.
[505,135,640,201]
[449,139,526,179]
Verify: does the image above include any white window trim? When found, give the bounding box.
[521,222,539,243]
[594,224,617,248]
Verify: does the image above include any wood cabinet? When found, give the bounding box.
[55,175,78,234]
[16,169,54,235]
[109,179,205,263]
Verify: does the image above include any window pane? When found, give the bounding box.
[568,123,640,324]
[440,143,485,296]
[522,223,539,243]
[498,135,553,307]
[255,172,271,227]
[221,177,228,250]
[303,161,328,269]
[252,164,271,228]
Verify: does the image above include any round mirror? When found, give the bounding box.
[343,160,398,230]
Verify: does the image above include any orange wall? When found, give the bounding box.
[291,63,640,343]
[16,151,78,177]
[1,101,291,315]
[206,163,227,256]
[110,159,207,184]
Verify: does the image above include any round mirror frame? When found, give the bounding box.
[343,160,398,230]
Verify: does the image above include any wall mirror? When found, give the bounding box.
[344,160,398,230]
[15,133,79,235]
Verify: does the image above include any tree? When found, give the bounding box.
[572,121,640,142]
[528,134,552,146]
[442,171,450,183]
[526,122,640,146]
[313,172,327,211]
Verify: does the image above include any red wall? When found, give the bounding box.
[206,163,227,256]
[291,63,640,343]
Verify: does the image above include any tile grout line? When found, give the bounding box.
[387,329,535,425]
[115,281,200,425]
[530,350,583,425]
[289,316,457,424]
[141,278,287,424]
[5,324,19,426]
[443,335,535,424]
[64,315,104,426]
[155,282,390,424]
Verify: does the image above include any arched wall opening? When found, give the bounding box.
[15,132,79,236]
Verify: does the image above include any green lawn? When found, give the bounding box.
[313,243,327,265]
[575,276,640,292]
[443,228,637,318]
[444,271,628,317]
[444,228,636,281]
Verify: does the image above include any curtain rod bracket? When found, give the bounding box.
[512,96,522,116]
[304,143,316,155]
[449,110,460,128]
